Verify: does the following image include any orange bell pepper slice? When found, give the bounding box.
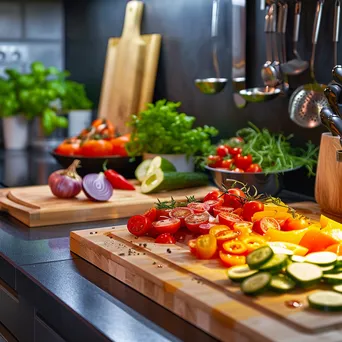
[299,230,339,253]
[196,234,217,259]
[325,243,342,255]
[264,225,320,244]
[219,251,246,267]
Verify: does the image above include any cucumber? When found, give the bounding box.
[336,256,342,267]
[246,246,274,270]
[260,254,288,274]
[286,263,322,288]
[308,291,342,312]
[305,252,337,267]
[145,156,176,178]
[333,284,342,293]
[241,272,272,296]
[290,255,306,263]
[322,273,342,285]
[270,274,296,293]
[140,169,208,194]
[320,265,336,273]
[135,159,152,182]
[227,265,258,282]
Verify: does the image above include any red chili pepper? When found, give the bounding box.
[103,161,135,190]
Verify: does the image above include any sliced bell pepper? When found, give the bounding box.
[321,227,342,242]
[209,225,229,237]
[241,235,267,253]
[219,251,246,267]
[264,225,320,244]
[252,210,293,222]
[196,234,217,259]
[299,230,339,253]
[222,240,247,255]
[320,215,342,229]
[325,243,342,255]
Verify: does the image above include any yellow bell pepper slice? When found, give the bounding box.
[264,203,289,212]
[252,210,293,222]
[267,241,309,256]
[320,215,342,229]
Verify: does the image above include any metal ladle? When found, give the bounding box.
[195,0,227,94]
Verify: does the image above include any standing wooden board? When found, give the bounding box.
[0,184,216,227]
[70,202,342,342]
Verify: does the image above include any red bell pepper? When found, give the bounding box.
[103,161,135,191]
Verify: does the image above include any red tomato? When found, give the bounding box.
[198,223,215,234]
[231,168,245,173]
[228,147,242,156]
[156,208,172,219]
[155,233,176,244]
[213,205,234,217]
[55,139,81,156]
[196,234,217,259]
[218,212,242,228]
[234,154,252,170]
[187,202,210,213]
[170,207,193,227]
[203,190,224,202]
[220,159,234,169]
[204,199,221,215]
[223,188,246,209]
[242,201,264,221]
[111,134,130,156]
[232,207,244,216]
[81,139,113,157]
[216,145,229,157]
[152,217,181,234]
[282,217,310,231]
[188,239,197,256]
[185,212,210,233]
[127,215,152,236]
[222,240,248,255]
[253,217,280,235]
[216,230,240,248]
[144,207,157,222]
[219,251,246,267]
[91,118,115,137]
[207,155,222,168]
[245,163,262,173]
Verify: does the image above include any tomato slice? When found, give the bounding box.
[222,240,248,255]
[241,236,267,253]
[233,221,253,237]
[216,230,240,248]
[252,217,280,235]
[218,212,242,228]
[155,233,176,244]
[196,234,217,259]
[156,208,172,219]
[144,207,157,222]
[198,223,215,235]
[188,239,197,256]
[187,202,210,213]
[219,251,246,267]
[209,225,229,237]
[152,218,181,234]
[204,199,221,215]
[185,212,210,233]
[127,215,152,236]
[170,207,193,227]
[213,205,234,217]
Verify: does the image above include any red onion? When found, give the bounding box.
[82,172,113,201]
[48,160,82,198]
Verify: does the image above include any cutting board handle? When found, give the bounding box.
[122,1,144,38]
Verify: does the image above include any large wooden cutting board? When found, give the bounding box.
[70,202,342,342]
[0,184,216,227]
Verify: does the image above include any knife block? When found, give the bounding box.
[315,132,342,217]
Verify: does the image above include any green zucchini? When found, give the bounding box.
[227,265,258,282]
[269,274,296,293]
[286,263,322,288]
[308,291,342,312]
[241,272,272,296]
[333,284,342,293]
[290,255,306,263]
[336,256,342,267]
[140,169,208,194]
[135,159,152,182]
[320,265,336,273]
[145,156,176,178]
[322,273,342,285]
[260,254,288,274]
[305,252,337,267]
[246,246,274,270]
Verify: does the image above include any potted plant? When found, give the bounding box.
[125,99,218,172]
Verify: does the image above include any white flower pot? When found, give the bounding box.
[3,115,29,150]
[143,153,194,172]
[68,109,92,137]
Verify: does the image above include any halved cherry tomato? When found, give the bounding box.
[232,207,244,216]
[242,201,264,221]
[188,239,197,256]
[55,139,81,156]
[216,145,229,157]
[325,243,342,255]
[282,217,310,231]
[185,212,209,233]
[204,200,221,215]
[152,218,181,234]
[219,251,246,267]
[222,240,247,255]
[156,208,172,219]
[199,223,215,235]
[216,230,240,247]
[196,234,217,259]
[223,188,246,209]
[228,147,242,156]
[253,217,280,235]
[299,230,338,253]
[209,225,229,237]
[146,224,159,238]
[127,215,152,236]
[155,233,176,244]
[207,155,222,168]
[81,139,113,157]
[144,207,157,223]
[234,154,252,170]
[213,205,234,217]
[218,212,242,228]
[203,190,224,202]
[233,221,253,237]
[187,202,210,214]
[241,235,267,253]
[220,159,233,169]
[246,163,262,173]
[170,207,193,227]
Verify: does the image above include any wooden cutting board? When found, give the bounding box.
[70,203,342,342]
[98,1,161,135]
[0,184,216,227]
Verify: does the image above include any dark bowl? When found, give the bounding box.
[51,152,142,178]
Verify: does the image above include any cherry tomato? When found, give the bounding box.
[187,202,210,214]
[216,145,230,157]
[282,217,310,231]
[144,207,157,222]
[111,134,130,156]
[203,190,224,202]
[155,233,176,244]
[234,154,252,170]
[245,163,263,173]
[127,215,152,236]
[212,205,234,217]
[145,224,159,238]
[81,139,113,157]
[156,208,172,219]
[242,201,264,221]
[222,240,247,255]
[152,218,181,234]
[185,212,210,233]
[228,147,242,156]
[233,221,253,237]
[196,234,217,259]
[207,155,222,168]
[253,217,280,235]
[219,251,246,267]
[218,212,242,228]
[198,223,215,235]
[231,168,244,173]
[188,239,197,256]
[55,139,81,156]
[216,230,240,248]
[223,188,246,209]
[220,159,234,169]
[241,236,267,253]
[209,225,229,237]
[170,207,193,227]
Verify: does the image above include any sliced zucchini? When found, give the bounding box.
[227,265,258,282]
[270,274,296,293]
[308,291,342,312]
[322,273,342,285]
[246,246,274,270]
[269,246,293,256]
[287,263,322,288]
[291,255,306,263]
[320,265,336,273]
[333,284,342,293]
[260,254,288,274]
[336,256,342,267]
[145,156,176,178]
[240,272,271,296]
[305,252,337,267]
[135,159,152,182]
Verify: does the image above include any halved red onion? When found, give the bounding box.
[82,172,113,201]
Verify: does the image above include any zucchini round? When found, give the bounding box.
[333,284,342,293]
[246,246,274,270]
[290,255,306,263]
[305,252,337,267]
[286,263,322,288]
[241,272,271,296]
[322,273,342,285]
[260,254,288,274]
[227,265,258,282]
[270,274,296,293]
[308,291,342,312]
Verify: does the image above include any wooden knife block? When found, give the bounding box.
[315,132,342,217]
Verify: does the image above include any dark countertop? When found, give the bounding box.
[0,149,316,342]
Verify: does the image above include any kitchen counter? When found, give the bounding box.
[0,149,316,342]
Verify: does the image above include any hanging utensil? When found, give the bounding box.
[288,0,328,128]
[195,0,227,94]
[334,0,341,67]
[279,1,289,93]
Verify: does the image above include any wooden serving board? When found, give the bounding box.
[70,202,342,342]
[0,184,216,227]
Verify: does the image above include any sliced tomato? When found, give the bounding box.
[185,212,210,233]
[213,205,234,217]
[209,225,229,237]
[242,201,264,222]
[127,215,152,237]
[216,230,240,248]
[144,207,157,223]
[218,212,242,228]
[253,217,280,235]
[203,190,224,202]
[196,234,217,259]
[198,223,215,235]
[222,240,247,255]
[187,202,210,214]
[223,188,246,209]
[282,217,310,231]
[170,207,193,227]
[234,154,252,171]
[188,239,197,256]
[152,217,181,234]
[156,208,172,219]
[233,221,253,237]
[204,200,221,215]
[155,233,176,244]
[241,235,267,253]
[219,251,246,267]
[146,224,160,238]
